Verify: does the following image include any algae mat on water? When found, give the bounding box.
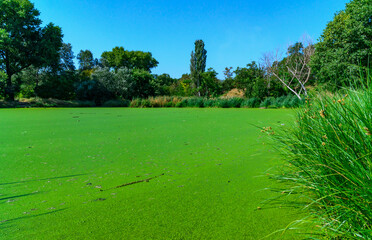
[0,108,300,239]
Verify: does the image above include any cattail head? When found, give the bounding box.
[319,110,326,118]
[365,127,371,136]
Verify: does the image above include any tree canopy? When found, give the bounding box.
[190,40,207,96]
[0,0,63,100]
[311,0,372,87]
[101,46,159,72]
[77,50,96,71]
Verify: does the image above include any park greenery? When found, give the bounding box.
[0,0,371,239]
[1,0,370,106]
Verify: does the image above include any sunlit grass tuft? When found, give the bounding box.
[269,74,372,238]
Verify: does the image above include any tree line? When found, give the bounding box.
[0,0,370,104]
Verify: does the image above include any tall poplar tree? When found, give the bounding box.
[190,40,207,96]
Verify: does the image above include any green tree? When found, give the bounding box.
[60,43,75,71]
[200,68,222,97]
[190,40,207,96]
[234,61,266,98]
[151,73,176,96]
[311,0,372,87]
[169,74,194,97]
[0,0,63,100]
[222,67,235,92]
[130,69,155,99]
[263,39,314,99]
[35,71,77,100]
[0,70,6,98]
[101,46,158,72]
[77,50,95,71]
[14,42,77,99]
[91,67,133,99]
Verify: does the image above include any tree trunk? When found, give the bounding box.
[5,52,14,101]
[5,74,14,101]
[197,76,201,97]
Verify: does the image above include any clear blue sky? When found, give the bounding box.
[35,0,349,78]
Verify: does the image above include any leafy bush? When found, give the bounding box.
[270,78,372,238]
[175,100,187,108]
[273,96,287,108]
[147,96,180,107]
[281,95,294,108]
[35,72,77,100]
[129,99,141,108]
[241,97,260,108]
[203,98,216,108]
[289,96,304,108]
[0,98,96,108]
[140,99,151,108]
[185,97,204,108]
[210,98,244,108]
[260,97,275,108]
[102,99,130,107]
[75,101,96,107]
[227,98,244,108]
[75,80,112,105]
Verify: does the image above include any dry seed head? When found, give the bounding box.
[322,142,326,146]
[319,110,325,118]
[365,127,371,136]
[337,99,342,103]
[322,135,328,139]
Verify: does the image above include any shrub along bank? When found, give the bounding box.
[268,77,371,238]
[0,95,304,109]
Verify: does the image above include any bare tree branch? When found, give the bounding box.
[261,34,314,99]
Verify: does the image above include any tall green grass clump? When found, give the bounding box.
[213,98,244,108]
[260,97,275,108]
[241,97,261,108]
[269,77,372,238]
[102,99,130,107]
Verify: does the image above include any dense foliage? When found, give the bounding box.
[269,75,371,238]
[101,46,159,72]
[311,0,372,88]
[0,0,63,100]
[1,0,371,105]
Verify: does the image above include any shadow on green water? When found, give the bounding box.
[0,173,88,186]
[0,208,67,228]
[0,192,41,204]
